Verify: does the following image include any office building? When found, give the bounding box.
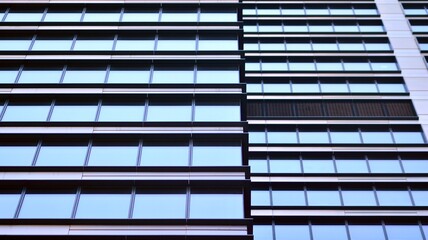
[0,0,427,239]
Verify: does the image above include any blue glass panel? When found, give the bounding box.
[402,160,428,173]
[254,225,274,240]
[251,190,270,206]
[0,194,20,218]
[349,225,386,240]
[393,132,425,144]
[303,160,335,173]
[88,146,139,166]
[307,191,341,206]
[272,190,306,206]
[0,70,18,83]
[50,105,98,122]
[76,193,131,218]
[19,194,75,218]
[194,105,240,122]
[2,105,51,122]
[411,191,428,206]
[19,70,63,83]
[270,159,301,173]
[98,105,145,122]
[267,132,298,144]
[108,70,150,84]
[146,105,192,121]
[249,159,268,173]
[377,190,412,206]
[0,146,37,166]
[386,225,423,240]
[276,225,311,240]
[32,40,73,51]
[312,225,348,240]
[342,190,377,206]
[193,146,241,166]
[336,159,368,173]
[190,193,243,219]
[63,70,106,84]
[140,146,189,166]
[369,160,402,173]
[36,146,87,166]
[133,193,186,218]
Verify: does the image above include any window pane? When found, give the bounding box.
[402,160,428,173]
[63,70,106,84]
[342,190,377,206]
[122,12,159,22]
[272,190,306,206]
[276,225,311,240]
[262,62,287,71]
[393,132,425,144]
[288,62,316,71]
[249,159,268,173]
[19,70,63,84]
[0,39,31,51]
[83,13,120,22]
[371,62,398,71]
[246,62,260,71]
[307,190,341,206]
[339,43,365,51]
[320,83,349,93]
[98,105,145,122]
[36,146,87,166]
[194,105,240,122]
[377,190,412,206]
[292,83,320,92]
[76,193,131,218]
[19,194,75,218]
[0,70,18,83]
[361,132,393,144]
[147,105,192,121]
[0,146,36,166]
[152,70,194,84]
[44,13,82,22]
[267,131,298,144]
[115,40,155,51]
[74,40,114,51]
[260,43,285,51]
[299,132,330,143]
[286,43,312,51]
[343,62,371,71]
[133,192,186,218]
[349,83,378,93]
[249,132,266,144]
[161,12,197,22]
[201,12,235,22]
[108,70,150,84]
[196,70,239,84]
[316,62,343,71]
[254,225,273,240]
[264,83,291,93]
[386,225,423,240]
[336,159,368,173]
[2,105,51,122]
[193,146,241,166]
[412,191,428,206]
[140,146,189,166]
[157,39,195,51]
[198,40,238,51]
[88,146,139,166]
[5,13,43,22]
[330,131,361,143]
[303,160,335,173]
[0,194,20,218]
[270,159,301,173]
[369,160,402,173]
[50,105,98,122]
[312,225,348,240]
[378,83,406,93]
[252,190,270,206]
[349,225,386,240]
[32,40,73,51]
[190,193,243,219]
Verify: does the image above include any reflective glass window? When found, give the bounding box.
[115,39,155,51]
[108,70,150,84]
[377,190,413,206]
[365,43,391,51]
[289,62,316,71]
[161,11,197,22]
[354,9,378,15]
[307,190,341,206]
[267,131,298,144]
[0,194,20,218]
[249,132,266,144]
[393,132,425,144]
[339,43,365,51]
[243,25,258,32]
[247,84,262,93]
[283,25,308,32]
[262,62,288,71]
[312,225,348,240]
[282,9,305,15]
[264,83,291,93]
[312,43,338,51]
[98,105,145,122]
[330,131,361,144]
[19,194,75,218]
[246,62,261,71]
[152,70,194,84]
[32,39,73,51]
[336,159,368,173]
[260,43,285,51]
[199,12,236,22]
[122,11,159,22]
[342,190,377,206]
[251,190,270,206]
[292,83,319,92]
[0,69,19,83]
[316,62,343,71]
[276,225,311,240]
[194,105,240,122]
[249,159,268,173]
[44,12,82,22]
[378,83,406,93]
[63,70,106,84]
[133,191,186,218]
[369,160,402,173]
[0,146,36,166]
[83,12,120,22]
[361,132,393,144]
[244,43,259,51]
[272,190,306,206]
[303,160,335,173]
[88,146,139,166]
[0,40,31,51]
[349,83,378,93]
[402,160,428,173]
[335,25,359,32]
[299,132,329,143]
[193,146,241,166]
[412,191,428,206]
[405,9,427,15]
[140,146,189,166]
[76,193,131,218]
[306,9,329,15]
[190,193,243,219]
[386,225,423,240]
[270,159,301,173]
[198,39,238,51]
[50,105,98,122]
[330,9,354,15]
[19,70,63,84]
[73,39,114,51]
[36,146,87,166]
[258,25,283,32]
[2,105,51,122]
[196,70,239,84]
[360,25,384,32]
[371,62,398,71]
[343,62,371,71]
[157,39,195,51]
[309,25,333,32]
[5,12,43,22]
[320,83,349,93]
[349,225,386,240]
[254,225,273,240]
[286,43,312,51]
[146,105,192,121]
[258,9,280,15]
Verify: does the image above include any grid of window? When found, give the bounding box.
[0,141,242,166]
[1,7,237,22]
[252,187,428,206]
[246,59,399,72]
[0,34,238,51]
[247,80,407,94]
[0,64,240,84]
[244,40,391,52]
[0,100,240,122]
[0,188,243,219]
[244,21,384,33]
[254,222,427,240]
[243,5,378,16]
[249,127,425,144]
[249,154,428,174]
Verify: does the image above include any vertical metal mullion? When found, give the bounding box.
[71,187,81,218]
[104,65,111,84]
[418,220,427,240]
[94,99,103,122]
[0,100,9,120]
[111,34,118,51]
[308,220,314,240]
[119,7,125,22]
[83,140,93,167]
[31,140,43,166]
[272,220,277,240]
[332,154,338,173]
[344,220,351,240]
[299,154,304,174]
[338,186,344,206]
[148,63,155,84]
[46,100,56,122]
[266,154,271,174]
[268,185,273,207]
[14,188,27,218]
[158,7,163,22]
[13,65,24,84]
[381,220,389,240]
[143,99,149,122]
[397,154,405,174]
[189,139,194,166]
[303,186,309,206]
[186,187,191,219]
[408,186,416,206]
[136,140,143,167]
[365,154,372,174]
[191,99,196,122]
[373,185,380,206]
[1,8,9,22]
[28,34,37,51]
[128,187,136,219]
[80,8,86,22]
[40,8,48,22]
[389,127,396,144]
[59,65,67,84]
[193,64,197,84]
[70,35,78,51]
